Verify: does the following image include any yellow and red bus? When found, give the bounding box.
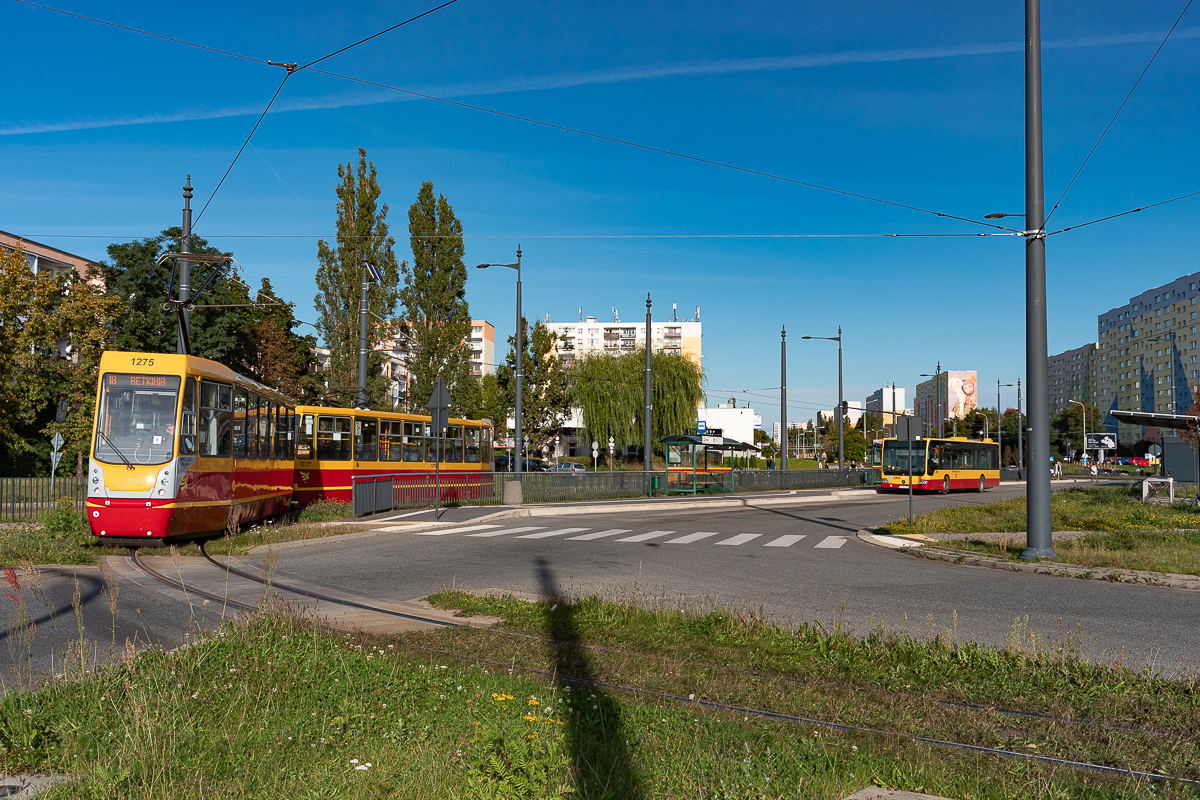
[292,405,493,506]
[87,351,492,545]
[878,436,1000,493]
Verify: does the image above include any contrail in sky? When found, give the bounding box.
[4,26,1197,136]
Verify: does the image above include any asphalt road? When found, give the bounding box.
[264,483,1200,674]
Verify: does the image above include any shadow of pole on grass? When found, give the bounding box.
[535,558,643,800]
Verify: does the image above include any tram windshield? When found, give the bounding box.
[94,373,182,466]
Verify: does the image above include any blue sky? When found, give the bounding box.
[4,0,1199,429]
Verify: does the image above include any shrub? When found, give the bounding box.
[39,498,90,544]
[296,499,353,522]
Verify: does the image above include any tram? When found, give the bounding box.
[86,351,492,546]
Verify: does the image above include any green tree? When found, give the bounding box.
[397,180,474,417]
[567,348,704,456]
[0,245,122,475]
[229,278,323,401]
[314,148,400,409]
[478,372,509,439]
[493,317,570,456]
[1051,402,1103,460]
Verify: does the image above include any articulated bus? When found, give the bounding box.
[87,351,491,546]
[878,436,1000,493]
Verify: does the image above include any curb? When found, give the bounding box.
[855,529,1200,591]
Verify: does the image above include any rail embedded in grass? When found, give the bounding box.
[3,592,1197,798]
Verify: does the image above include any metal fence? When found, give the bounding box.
[351,468,867,516]
[0,476,86,522]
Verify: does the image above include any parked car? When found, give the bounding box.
[548,461,587,473]
[523,459,551,472]
[493,456,551,472]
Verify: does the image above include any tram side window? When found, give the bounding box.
[464,427,481,463]
[281,408,294,459]
[445,425,464,463]
[380,420,400,461]
[355,418,378,461]
[259,401,274,460]
[198,380,233,457]
[403,421,423,462]
[180,378,197,455]
[317,416,352,461]
[232,389,248,457]
[483,427,493,465]
[246,395,259,458]
[274,405,286,459]
[298,414,315,459]
[424,423,440,462]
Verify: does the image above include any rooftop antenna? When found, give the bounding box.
[696,305,701,321]
[673,302,677,321]
[579,307,583,321]
[612,306,619,322]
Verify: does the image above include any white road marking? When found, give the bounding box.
[763,535,806,547]
[415,524,502,536]
[465,526,546,538]
[568,529,632,541]
[615,530,676,543]
[515,527,590,539]
[665,531,720,544]
[716,533,761,546]
[814,536,847,549]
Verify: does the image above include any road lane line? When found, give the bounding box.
[567,529,632,541]
[715,533,761,546]
[814,536,847,549]
[415,524,502,536]
[465,526,546,538]
[515,527,590,539]
[615,530,676,543]
[763,535,806,547]
[665,531,721,544]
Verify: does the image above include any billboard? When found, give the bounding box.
[946,371,977,419]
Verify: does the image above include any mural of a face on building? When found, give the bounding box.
[947,372,978,419]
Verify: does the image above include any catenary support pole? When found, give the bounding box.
[1017,379,1024,479]
[515,246,523,474]
[357,261,371,408]
[178,176,193,355]
[837,326,844,471]
[1022,0,1056,559]
[781,326,787,472]
[645,293,653,491]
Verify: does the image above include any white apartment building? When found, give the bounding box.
[542,310,702,364]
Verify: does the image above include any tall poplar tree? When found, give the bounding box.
[314,148,400,408]
[398,181,474,415]
[495,318,570,455]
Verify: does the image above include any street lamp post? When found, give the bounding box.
[998,381,1014,469]
[476,246,523,473]
[1068,399,1087,464]
[802,327,844,470]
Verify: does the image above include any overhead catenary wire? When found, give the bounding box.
[1046,188,1200,236]
[18,231,1016,240]
[10,0,1023,236]
[1043,0,1193,228]
[296,0,462,72]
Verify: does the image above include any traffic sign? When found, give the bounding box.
[50,451,62,470]
[696,421,707,434]
[51,432,64,452]
[555,434,560,443]
[426,379,451,433]
[591,440,599,450]
[524,435,530,446]
[1149,443,1163,457]
[608,436,614,445]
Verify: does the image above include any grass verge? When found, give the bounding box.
[877,487,1200,576]
[3,591,1199,798]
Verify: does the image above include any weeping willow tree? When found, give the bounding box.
[567,348,704,455]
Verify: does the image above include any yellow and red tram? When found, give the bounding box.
[87,351,492,546]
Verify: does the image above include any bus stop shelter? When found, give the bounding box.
[1110,409,1200,482]
[661,434,759,494]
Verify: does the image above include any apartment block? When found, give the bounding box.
[1096,273,1200,444]
[864,386,906,433]
[914,371,977,436]
[543,310,701,365]
[468,320,495,376]
[1047,343,1097,417]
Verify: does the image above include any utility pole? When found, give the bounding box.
[357,261,372,408]
[178,175,193,355]
[781,326,787,472]
[644,293,653,487]
[1021,0,1055,560]
[1017,379,1024,481]
[837,326,844,471]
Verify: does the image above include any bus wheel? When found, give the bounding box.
[977,475,986,493]
[940,476,950,494]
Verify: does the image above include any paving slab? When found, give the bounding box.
[0,774,71,799]
[841,787,958,800]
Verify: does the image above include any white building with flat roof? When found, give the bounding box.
[542,309,701,365]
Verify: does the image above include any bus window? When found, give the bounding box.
[464,427,481,463]
[403,421,423,462]
[198,380,232,457]
[298,414,314,459]
[317,415,352,461]
[180,378,197,455]
[445,425,463,463]
[355,418,378,461]
[232,389,248,458]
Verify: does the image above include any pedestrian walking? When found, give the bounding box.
[1090,463,1097,483]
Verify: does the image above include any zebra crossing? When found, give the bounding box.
[408,523,849,549]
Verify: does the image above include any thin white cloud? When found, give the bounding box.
[4,26,1196,137]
